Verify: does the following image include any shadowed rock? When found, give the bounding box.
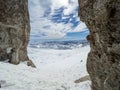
[78,0,120,90]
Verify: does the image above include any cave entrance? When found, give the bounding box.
[27,0,91,89]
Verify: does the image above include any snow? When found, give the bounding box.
[0,45,91,90]
[6,47,12,54]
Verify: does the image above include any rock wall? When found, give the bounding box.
[0,0,35,67]
[78,0,120,90]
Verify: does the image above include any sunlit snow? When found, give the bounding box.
[0,46,91,90]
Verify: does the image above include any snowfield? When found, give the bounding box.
[0,45,91,90]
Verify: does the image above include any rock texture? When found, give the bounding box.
[0,0,35,67]
[78,0,120,90]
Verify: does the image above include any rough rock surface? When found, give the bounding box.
[0,0,35,67]
[78,0,120,90]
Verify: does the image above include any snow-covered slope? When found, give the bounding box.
[0,46,91,90]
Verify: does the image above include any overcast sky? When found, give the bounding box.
[28,0,88,41]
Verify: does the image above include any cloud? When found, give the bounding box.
[28,0,87,39]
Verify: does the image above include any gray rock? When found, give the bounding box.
[78,0,120,90]
[0,0,35,67]
[74,75,90,83]
[27,60,36,68]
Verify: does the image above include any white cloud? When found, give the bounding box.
[50,0,78,15]
[28,0,43,15]
[71,23,87,32]
[51,0,69,8]
[30,18,73,39]
[28,0,87,39]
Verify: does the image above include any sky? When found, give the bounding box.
[28,0,89,41]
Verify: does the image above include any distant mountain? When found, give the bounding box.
[29,40,89,50]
